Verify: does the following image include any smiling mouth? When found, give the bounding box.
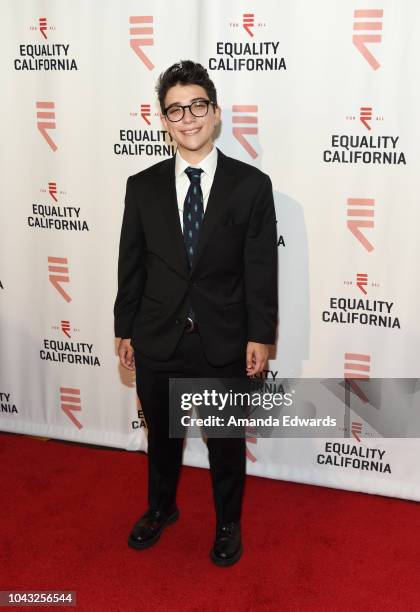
[181,128,201,136]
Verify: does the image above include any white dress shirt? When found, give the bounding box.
[175,146,218,232]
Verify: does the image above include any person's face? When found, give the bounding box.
[161,83,221,160]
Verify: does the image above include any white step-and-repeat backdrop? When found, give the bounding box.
[1,0,420,501]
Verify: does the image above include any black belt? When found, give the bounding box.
[185,317,199,333]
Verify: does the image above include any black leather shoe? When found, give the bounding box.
[210,522,242,567]
[128,508,179,550]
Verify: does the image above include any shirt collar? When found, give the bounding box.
[175,146,218,180]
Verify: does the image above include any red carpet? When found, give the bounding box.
[1,432,419,611]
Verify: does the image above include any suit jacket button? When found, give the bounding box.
[175,318,181,325]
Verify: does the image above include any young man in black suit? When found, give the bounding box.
[114,61,278,566]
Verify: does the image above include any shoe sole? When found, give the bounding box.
[210,544,243,567]
[128,510,179,550]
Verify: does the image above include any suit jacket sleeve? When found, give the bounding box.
[244,174,278,344]
[113,176,147,339]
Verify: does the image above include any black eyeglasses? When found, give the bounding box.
[164,99,215,122]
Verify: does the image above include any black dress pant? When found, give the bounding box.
[134,331,247,527]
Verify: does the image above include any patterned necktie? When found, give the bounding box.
[183,167,204,267]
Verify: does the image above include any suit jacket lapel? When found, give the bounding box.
[191,148,235,274]
[155,156,190,277]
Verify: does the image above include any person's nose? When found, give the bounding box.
[182,106,196,124]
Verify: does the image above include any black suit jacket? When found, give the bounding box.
[114,148,278,366]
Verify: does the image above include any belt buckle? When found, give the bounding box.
[185,317,195,333]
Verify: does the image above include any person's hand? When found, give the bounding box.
[118,338,135,370]
[246,342,269,377]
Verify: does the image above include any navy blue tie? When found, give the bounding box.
[183,167,204,267]
[183,167,204,324]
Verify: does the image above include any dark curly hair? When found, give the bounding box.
[156,60,218,113]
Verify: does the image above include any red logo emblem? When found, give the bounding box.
[36,101,57,151]
[232,105,258,159]
[344,353,370,403]
[61,320,71,338]
[353,9,384,70]
[48,256,71,302]
[351,421,363,442]
[129,16,154,70]
[60,387,82,429]
[360,106,373,130]
[242,13,255,37]
[356,273,368,295]
[347,198,375,252]
[39,17,47,39]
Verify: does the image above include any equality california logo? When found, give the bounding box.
[14,17,78,71]
[40,319,101,367]
[321,260,401,331]
[208,11,286,72]
[114,101,175,157]
[28,181,89,232]
[323,105,406,166]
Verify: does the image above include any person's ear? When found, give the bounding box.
[214,104,221,126]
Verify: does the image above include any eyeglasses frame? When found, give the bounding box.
[163,99,216,122]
